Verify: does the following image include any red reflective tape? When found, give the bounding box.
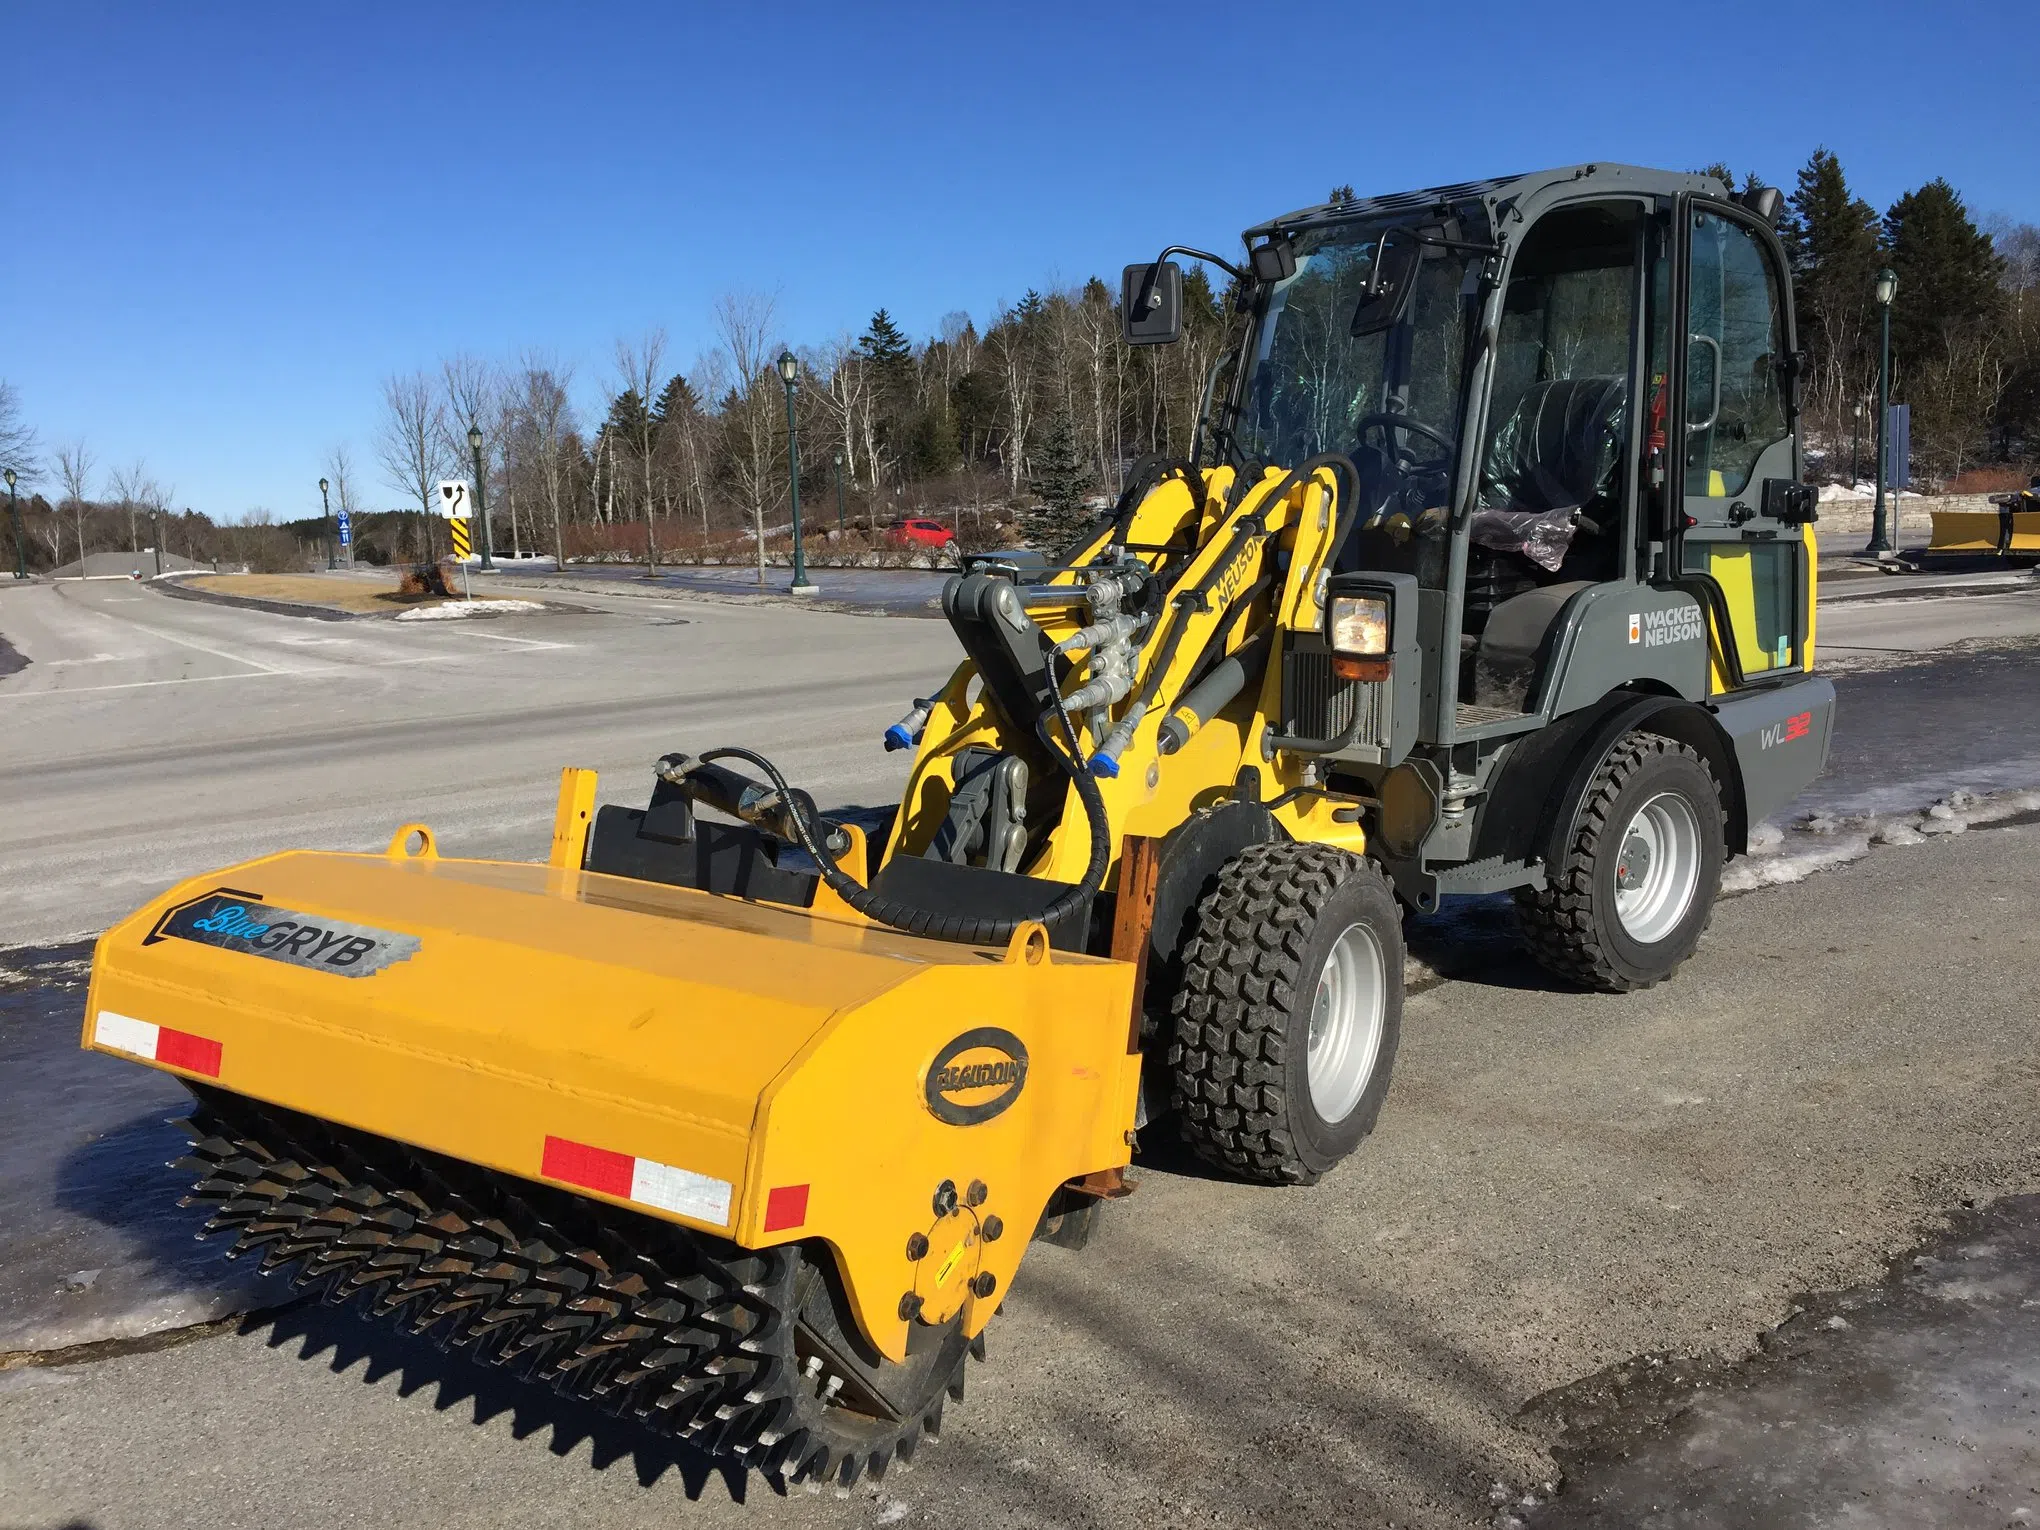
[154,1026,223,1078]
[763,1183,810,1233]
[540,1135,634,1198]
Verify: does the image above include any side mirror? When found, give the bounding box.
[1349,239,1420,337]
[1121,261,1183,345]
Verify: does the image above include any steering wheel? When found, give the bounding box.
[1354,411,1454,469]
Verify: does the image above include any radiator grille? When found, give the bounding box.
[1282,645,1386,751]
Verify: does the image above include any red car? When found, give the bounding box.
[887,517,957,549]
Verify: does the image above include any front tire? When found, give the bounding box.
[1516,731,1725,992]
[1167,842,1404,1185]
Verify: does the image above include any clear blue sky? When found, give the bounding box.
[5,1,2035,521]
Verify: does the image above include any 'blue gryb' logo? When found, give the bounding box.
[145,888,421,977]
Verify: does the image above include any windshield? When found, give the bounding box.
[1233,218,1485,584]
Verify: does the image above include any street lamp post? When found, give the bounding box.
[5,468,24,578]
[319,476,335,570]
[467,422,495,571]
[832,451,845,534]
[777,351,817,593]
[1867,267,1897,556]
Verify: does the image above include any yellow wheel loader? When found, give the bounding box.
[84,164,1835,1485]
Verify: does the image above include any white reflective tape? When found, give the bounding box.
[629,1157,732,1225]
[93,1010,160,1060]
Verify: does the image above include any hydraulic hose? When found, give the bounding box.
[695,741,1111,948]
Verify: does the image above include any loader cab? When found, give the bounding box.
[1229,167,1810,743]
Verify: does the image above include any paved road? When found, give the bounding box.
[0,578,956,946]
[4,571,2040,1528]
[5,821,2037,1529]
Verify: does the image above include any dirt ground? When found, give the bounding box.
[185,572,517,614]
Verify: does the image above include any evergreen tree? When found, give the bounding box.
[652,372,700,424]
[604,388,651,444]
[858,309,914,380]
[1782,149,1882,439]
[1023,413,1094,550]
[1884,179,2004,365]
[1328,184,1358,205]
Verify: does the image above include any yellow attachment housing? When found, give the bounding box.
[84,841,1140,1361]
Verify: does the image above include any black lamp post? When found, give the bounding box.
[832,450,845,534]
[5,467,24,579]
[1867,266,1897,555]
[777,351,816,593]
[319,476,334,570]
[467,421,495,570]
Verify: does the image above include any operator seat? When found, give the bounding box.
[1469,375,1626,578]
[1463,376,1627,710]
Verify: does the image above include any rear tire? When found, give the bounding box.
[1515,731,1724,992]
[1167,842,1404,1185]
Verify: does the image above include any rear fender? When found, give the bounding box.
[1473,690,1750,868]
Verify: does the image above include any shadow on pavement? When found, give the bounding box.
[240,1300,760,1503]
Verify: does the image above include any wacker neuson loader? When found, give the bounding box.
[85,164,1833,1485]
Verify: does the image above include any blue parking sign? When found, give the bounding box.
[337,510,352,546]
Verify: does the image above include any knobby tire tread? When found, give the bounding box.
[1514,732,1721,993]
[1166,841,1394,1186]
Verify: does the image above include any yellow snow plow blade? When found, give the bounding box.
[1927,508,2002,553]
[83,834,1140,1361]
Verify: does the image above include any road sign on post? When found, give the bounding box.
[437,481,470,519]
[449,518,473,559]
[337,510,352,547]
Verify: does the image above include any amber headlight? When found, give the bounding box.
[1327,593,1390,658]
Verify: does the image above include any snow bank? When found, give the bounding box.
[394,599,547,621]
[1727,786,2040,894]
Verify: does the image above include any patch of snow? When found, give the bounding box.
[1724,831,1872,892]
[1730,786,2040,894]
[393,599,546,621]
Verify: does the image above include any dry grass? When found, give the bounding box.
[186,573,517,615]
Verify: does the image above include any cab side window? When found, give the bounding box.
[1684,212,1788,499]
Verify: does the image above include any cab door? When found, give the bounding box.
[1675,203,1809,691]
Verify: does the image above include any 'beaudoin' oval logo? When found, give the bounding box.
[924,1027,1029,1126]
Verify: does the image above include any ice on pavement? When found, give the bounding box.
[393,599,547,621]
[1727,786,2040,893]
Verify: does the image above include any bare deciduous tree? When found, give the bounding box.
[710,294,783,584]
[0,381,39,488]
[614,330,668,569]
[511,357,576,572]
[377,373,445,562]
[56,441,94,569]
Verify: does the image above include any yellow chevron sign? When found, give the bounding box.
[450,517,473,559]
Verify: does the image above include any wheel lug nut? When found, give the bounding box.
[970,1272,997,1298]
[965,1179,987,1207]
[982,1214,1004,1242]
[905,1232,929,1261]
[932,1179,958,1217]
[898,1292,924,1321]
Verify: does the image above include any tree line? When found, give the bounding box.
[1709,150,2037,483]
[2,147,2033,575]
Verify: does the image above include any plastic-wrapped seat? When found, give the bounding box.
[1468,376,1626,579]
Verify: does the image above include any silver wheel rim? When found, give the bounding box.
[1306,922,1388,1124]
[1613,791,1703,944]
